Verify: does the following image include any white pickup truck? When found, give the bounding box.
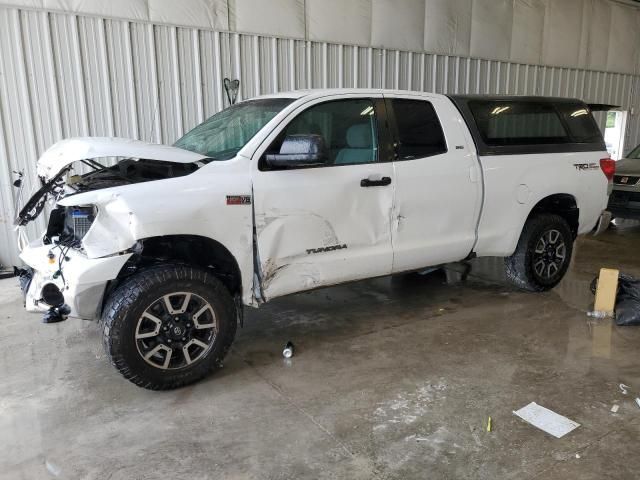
[14,89,613,389]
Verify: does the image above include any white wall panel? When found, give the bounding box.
[371,0,424,51]
[1,4,640,266]
[511,0,544,65]
[149,0,228,31]
[469,0,513,61]
[607,3,640,74]
[306,0,371,46]
[78,16,114,137]
[229,0,303,38]
[424,0,472,57]
[4,0,640,73]
[584,0,611,71]
[541,0,585,69]
[130,22,162,143]
[43,0,148,20]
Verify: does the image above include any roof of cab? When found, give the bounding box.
[253,89,588,104]
[251,88,447,100]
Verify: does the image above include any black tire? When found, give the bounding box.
[101,265,237,390]
[505,214,574,292]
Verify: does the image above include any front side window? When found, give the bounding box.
[264,99,379,168]
[174,98,294,160]
[391,99,447,159]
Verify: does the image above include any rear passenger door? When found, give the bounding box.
[385,94,482,272]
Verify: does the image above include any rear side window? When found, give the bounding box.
[555,104,603,143]
[391,99,447,160]
[468,101,602,147]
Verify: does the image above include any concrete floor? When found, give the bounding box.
[2,223,640,480]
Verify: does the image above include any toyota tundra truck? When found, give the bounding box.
[13,90,613,389]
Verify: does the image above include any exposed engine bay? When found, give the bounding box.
[15,158,200,231]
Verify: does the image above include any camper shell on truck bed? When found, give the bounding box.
[448,95,606,155]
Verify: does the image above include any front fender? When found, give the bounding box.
[57,165,255,306]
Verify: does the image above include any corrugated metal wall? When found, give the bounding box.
[1,4,639,266]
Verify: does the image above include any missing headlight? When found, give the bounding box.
[70,207,94,239]
[44,205,96,247]
[58,206,95,246]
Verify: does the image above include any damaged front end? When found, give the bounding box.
[15,137,209,321]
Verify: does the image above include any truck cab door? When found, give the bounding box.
[384,93,482,272]
[251,95,395,300]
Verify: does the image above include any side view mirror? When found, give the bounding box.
[265,134,328,168]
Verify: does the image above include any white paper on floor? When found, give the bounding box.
[513,402,580,438]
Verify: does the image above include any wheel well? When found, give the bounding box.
[528,194,579,238]
[117,235,242,297]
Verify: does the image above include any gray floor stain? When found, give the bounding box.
[1,220,640,479]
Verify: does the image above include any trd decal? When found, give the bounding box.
[306,244,348,255]
[573,163,599,171]
[226,195,252,205]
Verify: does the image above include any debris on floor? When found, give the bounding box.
[592,268,619,317]
[282,341,294,359]
[635,398,640,409]
[611,404,619,413]
[620,383,629,395]
[486,416,492,432]
[589,271,640,326]
[513,402,580,438]
[613,274,640,326]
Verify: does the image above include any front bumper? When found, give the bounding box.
[19,241,132,320]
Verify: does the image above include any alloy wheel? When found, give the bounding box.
[532,229,567,281]
[135,292,218,370]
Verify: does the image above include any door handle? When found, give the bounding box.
[360,176,392,187]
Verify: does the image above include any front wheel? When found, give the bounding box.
[505,214,574,291]
[101,265,237,390]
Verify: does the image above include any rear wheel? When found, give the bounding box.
[505,214,573,291]
[101,265,237,390]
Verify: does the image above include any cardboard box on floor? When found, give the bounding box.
[594,268,619,316]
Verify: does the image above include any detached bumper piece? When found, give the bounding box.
[40,282,71,324]
[593,210,612,236]
[42,304,71,323]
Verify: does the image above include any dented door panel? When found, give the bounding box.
[253,163,395,299]
[384,93,483,272]
[250,94,395,300]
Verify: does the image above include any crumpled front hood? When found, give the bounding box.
[37,137,208,180]
[615,157,640,176]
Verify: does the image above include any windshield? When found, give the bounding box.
[174,98,294,160]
